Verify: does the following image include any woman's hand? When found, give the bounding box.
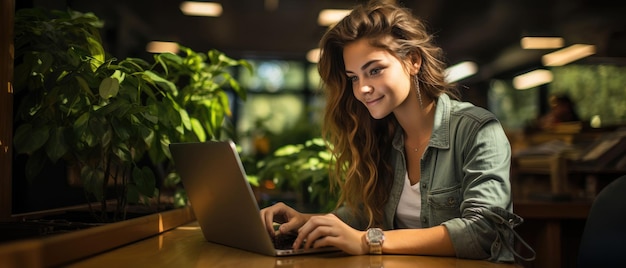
[295,213,368,255]
[260,202,310,237]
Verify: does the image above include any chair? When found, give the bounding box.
[578,175,626,267]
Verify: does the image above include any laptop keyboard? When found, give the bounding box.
[272,233,298,250]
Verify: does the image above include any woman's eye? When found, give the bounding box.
[370,68,382,76]
[347,76,358,82]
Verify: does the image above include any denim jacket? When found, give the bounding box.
[334,93,525,262]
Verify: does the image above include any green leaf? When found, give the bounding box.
[112,143,131,162]
[111,117,130,141]
[74,112,97,147]
[246,175,260,187]
[132,166,156,197]
[159,51,183,64]
[165,101,182,132]
[101,128,112,149]
[140,125,155,148]
[13,123,50,154]
[207,49,221,64]
[147,138,160,164]
[209,94,227,131]
[32,51,53,75]
[45,127,68,163]
[99,77,120,99]
[66,46,82,67]
[82,165,105,201]
[239,60,254,75]
[74,112,90,132]
[88,116,107,142]
[190,118,206,142]
[143,112,158,124]
[110,70,126,84]
[163,172,181,188]
[173,189,188,208]
[142,70,177,94]
[75,76,95,98]
[144,100,160,124]
[160,135,172,159]
[117,59,149,78]
[179,108,192,131]
[156,52,183,75]
[82,124,98,147]
[86,34,105,71]
[217,91,232,116]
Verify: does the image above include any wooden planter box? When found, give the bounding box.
[0,206,195,267]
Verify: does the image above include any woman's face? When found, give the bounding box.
[343,38,416,119]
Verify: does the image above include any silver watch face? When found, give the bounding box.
[367,228,384,243]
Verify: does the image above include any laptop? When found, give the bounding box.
[169,140,341,256]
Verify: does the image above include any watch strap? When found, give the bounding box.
[366,228,384,255]
[369,242,383,254]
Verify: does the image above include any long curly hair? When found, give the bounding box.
[318,0,458,228]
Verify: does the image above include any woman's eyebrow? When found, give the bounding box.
[345,59,382,74]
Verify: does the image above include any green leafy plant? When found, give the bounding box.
[255,138,338,212]
[12,8,251,221]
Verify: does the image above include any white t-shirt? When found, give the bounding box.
[395,173,423,229]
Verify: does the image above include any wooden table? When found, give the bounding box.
[66,221,520,268]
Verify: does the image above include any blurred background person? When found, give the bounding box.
[539,94,580,129]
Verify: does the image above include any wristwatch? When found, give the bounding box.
[365,228,385,254]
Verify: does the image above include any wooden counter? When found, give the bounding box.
[66,221,520,268]
[0,206,195,268]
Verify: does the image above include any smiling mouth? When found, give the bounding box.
[364,96,383,105]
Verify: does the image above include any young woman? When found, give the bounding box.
[261,0,528,262]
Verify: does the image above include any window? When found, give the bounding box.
[238,60,305,92]
[233,60,321,155]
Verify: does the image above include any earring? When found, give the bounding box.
[414,75,423,109]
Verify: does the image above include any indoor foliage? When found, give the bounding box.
[12,8,251,221]
[254,138,338,212]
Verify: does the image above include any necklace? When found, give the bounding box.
[405,138,429,152]
[407,145,424,152]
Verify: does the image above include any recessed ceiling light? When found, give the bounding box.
[307,48,321,63]
[542,44,596,66]
[180,1,223,17]
[146,41,179,54]
[513,69,553,90]
[444,61,478,83]
[520,37,564,49]
[318,9,351,26]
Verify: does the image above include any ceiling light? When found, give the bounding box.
[146,41,180,54]
[542,44,596,66]
[520,37,564,49]
[444,61,478,83]
[307,48,321,63]
[180,1,223,17]
[264,0,279,11]
[513,69,553,90]
[318,9,351,26]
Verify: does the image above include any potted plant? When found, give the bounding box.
[254,138,338,212]
[12,8,251,222]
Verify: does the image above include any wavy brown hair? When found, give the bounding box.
[318,0,458,228]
